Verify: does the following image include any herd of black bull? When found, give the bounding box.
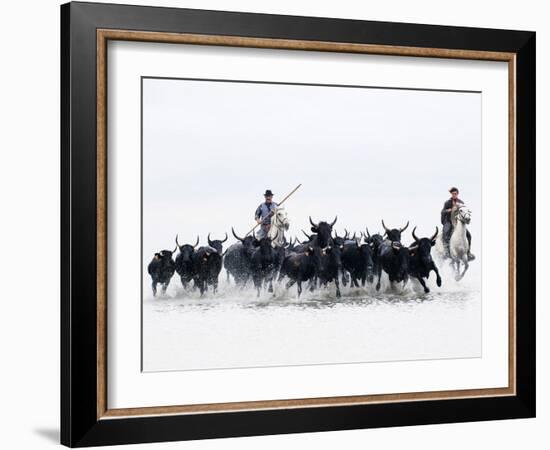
[147,217,442,298]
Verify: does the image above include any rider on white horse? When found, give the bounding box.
[441,187,475,261]
[254,189,278,239]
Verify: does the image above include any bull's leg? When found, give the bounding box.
[297,281,302,297]
[151,281,157,297]
[238,275,247,290]
[352,276,359,288]
[416,276,429,293]
[162,278,170,294]
[212,277,218,294]
[431,263,442,287]
[285,279,296,290]
[253,276,261,297]
[341,270,349,286]
[196,279,206,296]
[375,266,382,291]
[309,276,317,292]
[267,275,274,293]
[334,277,341,298]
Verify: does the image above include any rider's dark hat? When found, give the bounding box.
[449,186,459,193]
[264,189,274,197]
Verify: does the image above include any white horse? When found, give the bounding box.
[268,206,290,248]
[435,204,473,281]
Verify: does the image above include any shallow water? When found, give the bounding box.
[142,267,481,372]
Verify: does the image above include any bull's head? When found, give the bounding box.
[381,220,409,242]
[252,230,278,250]
[207,232,228,254]
[232,227,256,247]
[176,234,199,250]
[332,229,346,247]
[344,229,357,243]
[364,227,384,250]
[310,216,337,247]
[159,248,176,259]
[175,235,199,262]
[409,227,438,262]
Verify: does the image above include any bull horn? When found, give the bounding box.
[302,229,312,240]
[334,229,340,239]
[193,236,200,248]
[382,220,391,233]
[412,226,420,243]
[172,246,177,253]
[309,216,318,227]
[175,234,180,247]
[221,232,228,243]
[232,227,245,242]
[351,232,357,241]
[344,228,349,239]
[400,221,409,232]
[431,226,439,242]
[208,232,213,246]
[330,216,338,227]
[365,227,371,239]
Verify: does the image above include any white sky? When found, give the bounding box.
[142,78,481,257]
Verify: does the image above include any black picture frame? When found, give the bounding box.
[61,1,535,447]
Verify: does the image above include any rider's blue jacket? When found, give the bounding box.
[255,202,278,225]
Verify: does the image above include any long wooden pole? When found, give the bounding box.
[245,183,302,236]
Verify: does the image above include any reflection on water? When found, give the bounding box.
[143,270,481,372]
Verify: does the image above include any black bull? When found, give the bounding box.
[223,228,256,286]
[249,233,280,297]
[341,241,374,287]
[408,227,442,293]
[193,246,222,295]
[175,235,199,289]
[308,217,342,298]
[279,246,316,297]
[147,249,176,296]
[375,220,410,291]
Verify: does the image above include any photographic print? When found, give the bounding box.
[141,77,482,372]
[62,6,535,445]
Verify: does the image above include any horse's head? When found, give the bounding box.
[272,207,289,230]
[456,205,472,224]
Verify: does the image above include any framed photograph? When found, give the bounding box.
[61,2,535,447]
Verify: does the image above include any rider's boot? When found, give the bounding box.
[467,249,476,261]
